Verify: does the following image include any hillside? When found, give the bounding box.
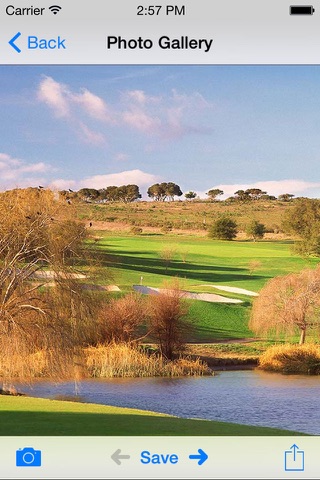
[76,199,294,236]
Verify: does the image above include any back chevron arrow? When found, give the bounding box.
[9,32,22,53]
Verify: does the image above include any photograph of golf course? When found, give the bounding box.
[0,65,319,436]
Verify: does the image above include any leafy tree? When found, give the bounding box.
[278,193,295,202]
[162,182,182,201]
[96,185,141,203]
[245,188,267,200]
[147,183,166,201]
[206,189,224,201]
[260,194,277,201]
[117,184,141,203]
[246,220,266,241]
[78,188,100,202]
[249,267,320,345]
[234,189,267,202]
[101,186,119,202]
[234,190,250,202]
[282,198,320,256]
[184,191,197,200]
[147,182,182,201]
[208,216,238,240]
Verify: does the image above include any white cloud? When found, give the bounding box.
[49,179,77,191]
[78,169,159,189]
[125,90,148,104]
[48,169,160,195]
[37,76,108,145]
[114,152,129,161]
[122,110,161,134]
[0,153,52,187]
[37,76,70,118]
[72,89,112,122]
[121,88,211,140]
[122,90,159,105]
[79,123,106,145]
[38,77,212,146]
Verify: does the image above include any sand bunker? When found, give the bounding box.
[105,285,121,292]
[32,270,87,280]
[133,285,243,304]
[207,285,258,296]
[33,281,121,291]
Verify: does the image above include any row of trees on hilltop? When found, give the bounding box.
[61,183,296,203]
[205,188,295,202]
[61,182,184,203]
[76,185,142,203]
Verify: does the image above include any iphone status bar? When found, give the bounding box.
[0,0,320,64]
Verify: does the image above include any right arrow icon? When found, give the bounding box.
[189,448,208,466]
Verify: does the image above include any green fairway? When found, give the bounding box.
[187,301,251,341]
[0,396,305,436]
[94,233,318,342]
[97,234,317,291]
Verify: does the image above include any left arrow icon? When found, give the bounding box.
[111,449,131,465]
[9,32,22,53]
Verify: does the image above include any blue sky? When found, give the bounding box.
[1,65,320,199]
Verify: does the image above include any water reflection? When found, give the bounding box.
[21,370,320,435]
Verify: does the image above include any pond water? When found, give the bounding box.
[21,370,320,435]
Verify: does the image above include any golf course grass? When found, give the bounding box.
[0,396,305,436]
[94,233,318,343]
[98,235,317,292]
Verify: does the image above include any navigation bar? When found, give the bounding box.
[1,0,320,64]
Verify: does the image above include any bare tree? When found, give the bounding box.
[249,267,320,345]
[98,293,146,343]
[148,281,189,359]
[179,248,190,264]
[248,260,262,276]
[0,188,103,389]
[160,246,177,273]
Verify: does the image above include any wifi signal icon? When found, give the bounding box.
[49,5,62,15]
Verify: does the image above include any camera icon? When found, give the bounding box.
[16,447,41,467]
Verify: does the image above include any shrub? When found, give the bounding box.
[259,344,320,375]
[208,216,238,240]
[246,220,266,241]
[161,222,173,233]
[130,226,143,235]
[98,293,145,343]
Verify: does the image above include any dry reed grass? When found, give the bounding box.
[85,343,212,378]
[0,343,212,383]
[258,343,320,375]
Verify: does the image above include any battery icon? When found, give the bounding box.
[290,5,315,14]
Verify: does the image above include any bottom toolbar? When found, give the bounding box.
[0,436,318,479]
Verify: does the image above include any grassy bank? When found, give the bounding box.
[78,199,293,233]
[0,396,305,436]
[259,344,320,375]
